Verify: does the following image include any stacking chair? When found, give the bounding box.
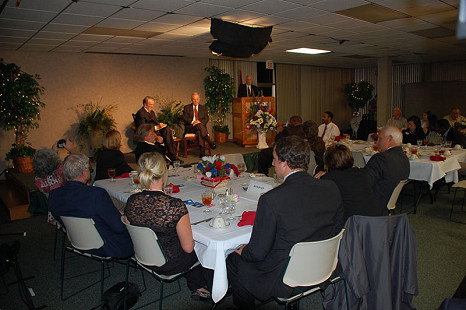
[223,153,247,172]
[274,229,349,310]
[121,217,200,310]
[183,133,211,158]
[387,179,409,214]
[60,216,115,301]
[351,151,366,168]
[450,180,466,224]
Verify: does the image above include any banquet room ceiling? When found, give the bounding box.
[0,0,465,68]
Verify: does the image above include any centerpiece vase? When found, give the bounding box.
[256,130,269,149]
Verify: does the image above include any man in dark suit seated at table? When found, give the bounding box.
[182,92,216,157]
[49,154,133,258]
[237,75,260,97]
[363,126,410,215]
[257,115,306,175]
[436,119,466,148]
[226,136,344,310]
[134,96,181,163]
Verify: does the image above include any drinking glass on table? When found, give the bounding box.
[237,163,246,174]
[417,139,423,147]
[423,139,429,147]
[372,143,379,152]
[225,200,237,221]
[107,168,116,182]
[164,184,173,195]
[173,160,180,174]
[202,190,213,212]
[410,146,418,156]
[445,141,452,148]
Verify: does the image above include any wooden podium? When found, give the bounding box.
[232,97,276,147]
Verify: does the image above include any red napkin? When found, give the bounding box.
[430,155,446,161]
[237,211,256,227]
[115,172,131,179]
[230,164,240,176]
[167,183,180,193]
[334,136,345,142]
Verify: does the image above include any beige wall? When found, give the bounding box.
[0,51,209,171]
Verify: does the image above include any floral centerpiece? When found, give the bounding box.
[246,100,278,149]
[196,154,238,188]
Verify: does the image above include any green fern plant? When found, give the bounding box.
[77,101,117,142]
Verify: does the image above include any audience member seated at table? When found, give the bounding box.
[318,111,340,142]
[134,96,180,163]
[436,119,466,148]
[424,114,442,144]
[134,123,170,163]
[49,154,134,258]
[124,151,211,302]
[257,115,306,176]
[303,120,325,173]
[402,115,425,145]
[444,107,466,128]
[95,130,133,181]
[386,107,408,130]
[363,126,410,216]
[33,140,80,227]
[315,144,380,221]
[226,136,344,310]
[421,111,430,132]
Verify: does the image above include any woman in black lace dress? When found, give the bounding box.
[124,152,210,301]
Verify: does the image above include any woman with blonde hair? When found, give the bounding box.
[124,152,211,302]
[94,129,132,181]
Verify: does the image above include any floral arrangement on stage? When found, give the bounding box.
[196,154,239,187]
[246,100,278,132]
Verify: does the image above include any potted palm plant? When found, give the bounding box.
[156,96,184,138]
[204,66,234,143]
[77,100,117,153]
[0,59,45,173]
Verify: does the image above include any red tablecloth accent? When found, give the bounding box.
[237,211,256,226]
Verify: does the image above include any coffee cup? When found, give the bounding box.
[210,216,228,228]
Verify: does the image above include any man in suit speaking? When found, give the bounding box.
[237,75,260,97]
[226,136,344,309]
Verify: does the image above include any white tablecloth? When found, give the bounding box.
[94,167,278,303]
[348,141,466,188]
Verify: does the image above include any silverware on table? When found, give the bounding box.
[191,217,213,225]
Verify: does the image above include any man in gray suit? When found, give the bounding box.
[226,136,344,309]
[363,126,410,215]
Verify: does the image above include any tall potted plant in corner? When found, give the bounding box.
[204,66,234,143]
[77,100,117,154]
[0,59,45,173]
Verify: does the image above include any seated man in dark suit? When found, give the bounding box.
[363,126,410,215]
[49,154,133,258]
[182,92,216,157]
[436,119,466,148]
[257,115,306,175]
[237,75,260,97]
[227,136,344,309]
[134,124,169,163]
[134,96,181,163]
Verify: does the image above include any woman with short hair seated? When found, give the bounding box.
[124,152,211,302]
[316,144,381,221]
[402,115,425,145]
[94,129,133,181]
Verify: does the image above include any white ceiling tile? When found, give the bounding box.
[397,2,454,16]
[0,43,22,49]
[242,0,300,15]
[244,15,292,27]
[63,40,98,47]
[308,0,369,12]
[63,2,122,17]
[73,33,113,42]
[276,21,317,31]
[306,13,355,25]
[80,0,135,5]
[0,18,45,31]
[0,28,36,37]
[6,0,71,12]
[418,9,458,25]
[0,36,28,43]
[105,36,146,43]
[53,46,85,52]
[96,18,146,29]
[19,43,55,51]
[151,14,202,25]
[29,37,66,45]
[110,7,165,21]
[214,10,265,22]
[152,32,191,40]
[42,23,89,33]
[34,31,77,40]
[167,25,210,36]
[134,22,179,32]
[274,6,326,21]
[52,14,104,26]
[199,0,260,9]
[175,3,232,17]
[132,0,194,12]
[1,7,58,23]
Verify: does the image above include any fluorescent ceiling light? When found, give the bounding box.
[286,48,331,55]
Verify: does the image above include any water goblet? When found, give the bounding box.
[202,190,213,212]
[107,168,116,182]
[164,184,173,196]
[225,201,237,221]
[445,140,452,148]
[173,160,181,174]
[417,139,423,147]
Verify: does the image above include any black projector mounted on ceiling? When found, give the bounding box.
[209,18,273,58]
